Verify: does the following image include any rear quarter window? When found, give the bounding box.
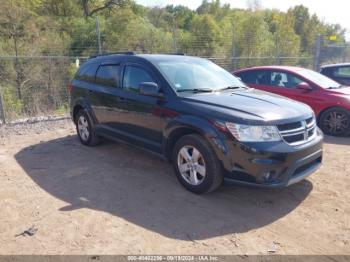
[75,62,99,83]
[95,65,120,88]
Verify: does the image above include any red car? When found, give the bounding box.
[234,66,350,136]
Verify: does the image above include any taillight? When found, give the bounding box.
[68,83,73,93]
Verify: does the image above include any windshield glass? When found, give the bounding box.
[297,68,342,89]
[154,58,247,92]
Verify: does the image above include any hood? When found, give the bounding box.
[326,86,350,96]
[181,88,313,124]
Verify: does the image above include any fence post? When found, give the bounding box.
[231,22,236,71]
[96,16,102,55]
[0,92,6,125]
[172,16,177,54]
[313,34,322,71]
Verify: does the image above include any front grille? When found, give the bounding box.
[277,122,302,131]
[277,116,317,146]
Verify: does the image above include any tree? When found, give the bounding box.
[189,14,221,56]
[79,0,129,18]
[0,1,35,99]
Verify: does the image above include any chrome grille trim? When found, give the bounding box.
[277,116,317,146]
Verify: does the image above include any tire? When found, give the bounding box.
[319,107,350,136]
[172,134,223,194]
[75,110,101,146]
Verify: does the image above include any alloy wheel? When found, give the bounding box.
[77,114,90,141]
[323,110,349,135]
[177,145,206,186]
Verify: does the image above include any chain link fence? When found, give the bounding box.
[0,56,82,123]
[0,35,349,124]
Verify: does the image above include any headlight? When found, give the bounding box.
[226,122,281,142]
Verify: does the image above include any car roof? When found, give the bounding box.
[87,53,204,64]
[321,63,350,69]
[234,65,306,73]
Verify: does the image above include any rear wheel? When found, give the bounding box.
[172,134,223,194]
[75,110,101,146]
[319,107,350,136]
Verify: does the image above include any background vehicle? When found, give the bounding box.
[320,63,350,85]
[234,66,350,136]
[70,54,323,194]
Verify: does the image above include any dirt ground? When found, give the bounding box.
[0,119,349,255]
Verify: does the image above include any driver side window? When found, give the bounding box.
[270,71,303,88]
[123,65,155,93]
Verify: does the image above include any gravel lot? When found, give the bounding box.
[0,119,349,255]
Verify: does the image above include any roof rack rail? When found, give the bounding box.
[89,51,136,59]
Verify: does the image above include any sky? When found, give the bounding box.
[135,0,350,40]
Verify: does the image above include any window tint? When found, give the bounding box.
[334,67,350,77]
[96,65,120,87]
[238,71,258,84]
[255,70,272,86]
[269,71,303,88]
[76,63,98,83]
[123,66,155,92]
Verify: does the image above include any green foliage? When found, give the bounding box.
[0,0,348,120]
[2,84,23,120]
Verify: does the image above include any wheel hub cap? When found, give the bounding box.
[325,111,348,134]
[177,145,206,186]
[78,115,90,141]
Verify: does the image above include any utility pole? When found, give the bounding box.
[313,34,322,71]
[96,17,102,55]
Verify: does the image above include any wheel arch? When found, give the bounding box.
[163,116,227,162]
[72,98,97,125]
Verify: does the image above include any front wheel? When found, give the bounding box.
[319,107,350,136]
[172,134,223,194]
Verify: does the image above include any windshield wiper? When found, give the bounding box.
[177,88,213,93]
[216,86,247,91]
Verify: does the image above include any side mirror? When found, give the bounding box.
[139,82,163,98]
[296,82,312,91]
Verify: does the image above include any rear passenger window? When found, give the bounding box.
[123,66,155,92]
[96,65,120,88]
[76,63,98,83]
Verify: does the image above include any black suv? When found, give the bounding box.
[70,53,323,194]
[320,63,350,86]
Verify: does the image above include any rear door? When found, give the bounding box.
[91,63,128,131]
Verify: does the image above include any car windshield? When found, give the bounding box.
[154,58,247,92]
[297,68,342,89]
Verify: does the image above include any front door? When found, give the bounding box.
[250,70,320,109]
[118,63,166,153]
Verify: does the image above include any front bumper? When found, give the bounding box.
[215,130,323,188]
